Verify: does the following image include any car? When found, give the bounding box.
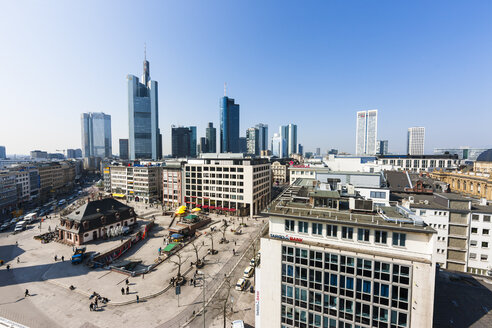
[250,257,256,267]
[243,266,254,278]
[0,223,10,231]
[235,278,248,291]
[231,320,245,328]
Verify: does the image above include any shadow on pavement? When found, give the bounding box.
[0,244,26,263]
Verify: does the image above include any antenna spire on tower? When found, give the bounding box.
[144,42,147,61]
[224,82,227,97]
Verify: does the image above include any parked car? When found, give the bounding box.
[243,266,254,278]
[231,320,245,328]
[235,278,248,291]
[0,223,10,231]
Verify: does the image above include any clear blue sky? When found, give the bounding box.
[1,0,491,155]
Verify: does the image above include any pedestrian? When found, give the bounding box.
[54,255,57,261]
[233,249,235,256]
[190,278,193,286]
[125,278,129,285]
[61,256,64,262]
[24,289,29,297]
[94,298,98,309]
[234,241,236,246]
[121,287,125,295]
[89,303,93,311]
[6,264,10,271]
[15,241,18,246]
[158,247,161,255]
[17,257,20,263]
[136,295,139,303]
[126,286,129,294]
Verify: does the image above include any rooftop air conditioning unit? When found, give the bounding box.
[480,198,488,206]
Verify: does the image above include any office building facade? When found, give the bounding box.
[271,133,287,158]
[119,139,129,160]
[356,110,378,156]
[280,124,298,156]
[81,112,112,158]
[172,126,196,158]
[407,127,425,156]
[128,56,160,160]
[433,147,488,161]
[106,164,162,203]
[205,122,217,153]
[247,127,260,155]
[220,96,240,153]
[0,146,6,159]
[256,123,269,152]
[257,182,436,328]
[377,140,389,156]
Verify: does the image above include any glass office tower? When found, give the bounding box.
[256,123,269,152]
[206,122,217,153]
[220,96,240,153]
[128,55,160,160]
[356,110,378,156]
[81,112,112,158]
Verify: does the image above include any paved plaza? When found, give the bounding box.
[0,200,266,328]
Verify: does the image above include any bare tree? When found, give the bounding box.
[220,225,228,243]
[191,240,204,267]
[208,275,234,328]
[170,253,189,283]
[207,232,217,255]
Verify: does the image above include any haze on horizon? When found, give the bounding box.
[1,0,491,156]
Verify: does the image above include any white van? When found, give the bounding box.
[231,320,245,328]
[24,213,37,223]
[14,220,27,232]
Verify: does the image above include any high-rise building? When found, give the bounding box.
[128,53,160,160]
[407,127,425,155]
[316,148,321,156]
[298,144,303,156]
[0,146,6,159]
[256,182,436,328]
[74,149,82,158]
[239,137,247,154]
[280,124,298,156]
[356,110,378,155]
[119,139,129,160]
[199,137,207,154]
[246,127,259,155]
[205,122,217,153]
[81,112,112,158]
[377,140,389,155]
[220,96,240,153]
[256,123,269,152]
[30,150,48,159]
[271,133,287,158]
[171,126,196,158]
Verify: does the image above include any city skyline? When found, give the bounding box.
[1,1,492,156]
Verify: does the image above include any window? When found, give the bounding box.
[471,227,478,234]
[285,219,295,232]
[481,254,488,261]
[472,214,479,221]
[483,229,489,235]
[282,246,294,263]
[357,228,370,242]
[482,242,489,248]
[469,253,477,259]
[370,191,386,199]
[392,233,406,247]
[470,240,477,247]
[299,221,309,233]
[484,215,491,222]
[312,222,323,236]
[393,265,410,285]
[342,226,353,239]
[326,224,337,237]
[375,230,387,244]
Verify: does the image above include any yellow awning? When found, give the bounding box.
[191,208,201,212]
[112,193,126,198]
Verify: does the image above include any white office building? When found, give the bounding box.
[356,110,378,156]
[407,127,425,156]
[256,181,436,328]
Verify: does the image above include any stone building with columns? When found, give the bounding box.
[431,170,492,201]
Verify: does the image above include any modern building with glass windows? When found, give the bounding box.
[80,112,112,158]
[205,122,217,153]
[119,139,129,160]
[171,126,196,158]
[279,124,298,156]
[407,127,425,156]
[256,123,269,152]
[127,55,161,160]
[256,179,436,328]
[247,127,260,156]
[356,110,378,156]
[220,96,240,153]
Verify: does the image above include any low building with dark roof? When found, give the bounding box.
[58,198,137,246]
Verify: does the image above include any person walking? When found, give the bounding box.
[15,241,18,246]
[121,287,125,295]
[125,278,129,285]
[126,286,129,295]
[94,298,98,309]
[17,257,20,263]
[24,289,29,297]
[232,249,235,256]
[54,255,57,261]
[142,273,144,279]
[136,295,139,303]
[6,264,10,271]
[89,303,93,311]
[61,256,64,262]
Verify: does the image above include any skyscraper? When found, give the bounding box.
[171,126,193,158]
[205,122,217,153]
[271,133,287,158]
[119,139,129,160]
[81,112,112,158]
[377,140,389,155]
[256,123,269,152]
[246,127,259,155]
[220,96,240,153]
[189,126,197,157]
[356,109,378,155]
[199,137,207,154]
[0,146,6,159]
[298,144,303,156]
[128,53,160,160]
[407,127,425,155]
[279,124,297,156]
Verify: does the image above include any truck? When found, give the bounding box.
[71,247,86,264]
[14,220,27,233]
[24,213,37,223]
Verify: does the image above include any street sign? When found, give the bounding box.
[175,285,181,295]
